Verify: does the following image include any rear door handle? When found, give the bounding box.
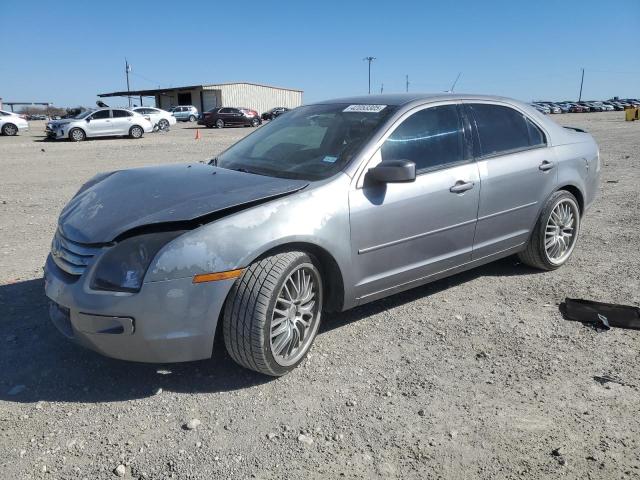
[449,180,475,193]
[539,160,554,171]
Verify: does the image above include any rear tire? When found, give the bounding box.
[223,251,323,376]
[251,118,260,127]
[216,119,224,129]
[518,190,581,271]
[1,123,18,136]
[69,128,85,142]
[129,125,144,139]
[158,119,169,130]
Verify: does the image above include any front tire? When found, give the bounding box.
[518,190,581,270]
[129,125,144,139]
[158,119,169,130]
[69,128,85,142]
[251,118,260,127]
[188,115,196,122]
[223,251,323,376]
[216,119,224,129]
[1,123,18,136]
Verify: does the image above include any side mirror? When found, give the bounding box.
[367,159,416,183]
[85,118,91,122]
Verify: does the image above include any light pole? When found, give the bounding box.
[125,58,132,108]
[363,56,376,94]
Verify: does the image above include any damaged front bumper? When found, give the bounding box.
[43,254,235,363]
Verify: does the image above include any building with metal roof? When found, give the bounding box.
[98,82,303,114]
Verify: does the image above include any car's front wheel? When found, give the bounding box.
[251,118,260,127]
[216,119,224,129]
[223,251,323,376]
[188,115,196,122]
[518,190,581,270]
[69,128,85,142]
[1,123,18,136]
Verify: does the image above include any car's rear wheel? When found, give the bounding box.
[251,118,260,127]
[188,115,196,122]
[158,119,169,130]
[1,123,18,136]
[518,190,581,270]
[216,119,224,129]
[223,251,323,376]
[69,128,85,142]
[129,125,144,139]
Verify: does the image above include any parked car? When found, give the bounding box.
[576,102,596,112]
[262,107,290,120]
[198,107,262,128]
[44,93,600,376]
[591,101,613,111]
[170,105,199,122]
[132,107,177,129]
[0,109,29,136]
[568,103,589,113]
[45,108,153,141]
[531,103,550,114]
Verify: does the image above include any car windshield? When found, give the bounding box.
[215,103,397,181]
[72,110,93,119]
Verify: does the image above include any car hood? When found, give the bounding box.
[49,119,74,127]
[58,163,308,244]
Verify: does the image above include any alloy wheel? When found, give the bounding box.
[270,265,321,367]
[3,124,18,136]
[545,198,580,265]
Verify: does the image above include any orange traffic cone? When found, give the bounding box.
[194,129,201,140]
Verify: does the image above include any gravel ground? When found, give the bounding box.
[0,113,639,479]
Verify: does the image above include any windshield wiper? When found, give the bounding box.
[232,167,265,176]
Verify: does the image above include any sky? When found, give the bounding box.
[1,0,639,108]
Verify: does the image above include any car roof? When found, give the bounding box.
[312,92,531,107]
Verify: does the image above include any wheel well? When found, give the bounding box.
[257,242,345,313]
[557,185,584,215]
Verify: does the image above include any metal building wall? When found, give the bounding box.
[204,83,303,113]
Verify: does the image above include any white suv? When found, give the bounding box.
[46,108,153,141]
[0,110,29,136]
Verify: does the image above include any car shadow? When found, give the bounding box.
[0,257,539,404]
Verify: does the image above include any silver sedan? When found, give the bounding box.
[44,94,600,376]
[46,108,153,141]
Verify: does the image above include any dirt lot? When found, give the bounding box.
[1,114,639,479]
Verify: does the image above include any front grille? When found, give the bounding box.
[51,229,101,276]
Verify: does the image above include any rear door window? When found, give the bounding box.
[525,117,546,146]
[381,104,465,172]
[468,104,535,156]
[112,110,132,118]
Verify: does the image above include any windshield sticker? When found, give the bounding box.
[343,104,387,113]
[322,156,338,163]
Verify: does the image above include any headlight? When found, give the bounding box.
[91,231,185,292]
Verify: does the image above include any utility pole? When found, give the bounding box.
[405,74,409,93]
[363,56,376,94]
[578,68,585,101]
[125,58,132,108]
[380,83,384,94]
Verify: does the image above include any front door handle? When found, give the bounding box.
[539,160,554,171]
[449,180,475,193]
